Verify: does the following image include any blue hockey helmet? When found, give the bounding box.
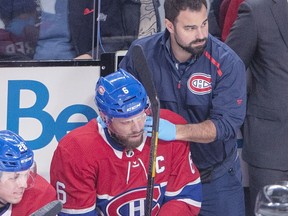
[0,130,34,172]
[95,69,148,119]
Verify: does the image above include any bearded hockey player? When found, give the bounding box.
[50,69,202,216]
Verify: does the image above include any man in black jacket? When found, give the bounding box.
[226,0,288,213]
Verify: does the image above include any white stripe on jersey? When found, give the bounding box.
[177,198,202,208]
[165,177,201,196]
[61,204,96,214]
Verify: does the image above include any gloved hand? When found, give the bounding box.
[96,115,106,128]
[144,116,176,141]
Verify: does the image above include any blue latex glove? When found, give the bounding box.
[144,116,176,141]
[96,115,107,128]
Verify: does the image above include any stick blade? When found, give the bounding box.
[30,200,63,216]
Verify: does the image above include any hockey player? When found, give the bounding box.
[0,130,57,216]
[50,69,202,216]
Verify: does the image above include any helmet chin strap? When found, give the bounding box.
[0,198,8,207]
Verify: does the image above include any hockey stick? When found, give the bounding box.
[132,45,160,216]
[30,200,63,216]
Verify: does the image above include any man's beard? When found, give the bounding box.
[110,130,144,150]
[175,37,207,57]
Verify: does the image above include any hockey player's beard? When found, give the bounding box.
[110,130,145,150]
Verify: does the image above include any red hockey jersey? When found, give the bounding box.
[50,109,202,216]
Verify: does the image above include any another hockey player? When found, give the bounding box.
[50,69,202,216]
[0,130,57,216]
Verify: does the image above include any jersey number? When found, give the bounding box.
[56,181,67,204]
[122,87,129,94]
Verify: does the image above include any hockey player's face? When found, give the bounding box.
[0,170,29,205]
[109,112,146,150]
[167,5,208,57]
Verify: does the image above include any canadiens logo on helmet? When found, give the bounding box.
[187,73,212,95]
[98,86,105,95]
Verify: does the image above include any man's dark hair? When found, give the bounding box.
[164,0,207,23]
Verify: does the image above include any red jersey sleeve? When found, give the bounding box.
[50,122,100,215]
[158,109,202,215]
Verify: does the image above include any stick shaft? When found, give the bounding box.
[132,45,160,216]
